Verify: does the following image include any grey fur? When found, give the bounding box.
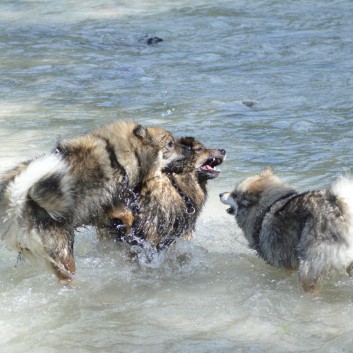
[220,167,353,292]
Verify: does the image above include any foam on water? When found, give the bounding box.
[2,0,353,352]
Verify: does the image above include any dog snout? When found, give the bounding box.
[219,192,230,203]
[220,149,226,156]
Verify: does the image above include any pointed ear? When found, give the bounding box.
[261,167,273,177]
[133,125,152,144]
[178,136,195,147]
[133,125,147,139]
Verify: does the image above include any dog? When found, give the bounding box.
[220,167,353,292]
[98,137,226,251]
[0,121,183,283]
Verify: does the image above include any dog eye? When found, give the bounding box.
[167,140,174,148]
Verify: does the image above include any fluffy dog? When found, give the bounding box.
[220,167,353,292]
[98,137,226,250]
[0,121,183,283]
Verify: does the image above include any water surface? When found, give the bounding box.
[1,1,353,352]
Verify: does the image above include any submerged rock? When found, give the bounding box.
[146,36,164,45]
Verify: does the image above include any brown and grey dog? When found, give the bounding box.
[0,121,183,283]
[98,137,226,251]
[220,167,353,292]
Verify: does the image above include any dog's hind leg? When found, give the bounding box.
[300,275,318,293]
[50,251,76,285]
[346,262,353,277]
[42,226,76,284]
[298,260,319,293]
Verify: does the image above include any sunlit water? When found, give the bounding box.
[1,0,353,352]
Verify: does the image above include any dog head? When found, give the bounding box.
[219,167,284,217]
[220,167,296,247]
[134,125,184,172]
[163,136,226,181]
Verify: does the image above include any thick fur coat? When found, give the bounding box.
[220,168,353,292]
[98,137,226,250]
[0,121,182,282]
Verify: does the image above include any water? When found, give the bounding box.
[1,0,353,352]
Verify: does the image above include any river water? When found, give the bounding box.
[1,0,353,352]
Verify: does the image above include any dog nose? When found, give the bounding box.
[219,193,224,198]
[220,149,226,155]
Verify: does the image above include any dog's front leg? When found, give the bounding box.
[182,230,193,241]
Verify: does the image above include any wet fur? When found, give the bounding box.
[220,168,353,292]
[98,137,226,250]
[0,121,182,283]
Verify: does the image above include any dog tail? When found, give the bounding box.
[7,154,75,221]
[330,176,353,221]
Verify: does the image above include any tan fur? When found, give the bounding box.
[0,121,182,283]
[98,137,226,251]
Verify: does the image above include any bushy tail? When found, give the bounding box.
[7,154,75,221]
[330,176,353,222]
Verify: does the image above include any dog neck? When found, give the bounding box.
[251,191,297,254]
[167,174,196,215]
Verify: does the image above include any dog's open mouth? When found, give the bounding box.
[226,207,235,215]
[198,155,224,179]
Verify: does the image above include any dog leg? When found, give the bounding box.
[96,202,134,240]
[298,259,320,293]
[50,254,76,285]
[105,202,134,231]
[300,276,318,293]
[42,227,76,284]
[182,231,193,241]
[346,262,353,277]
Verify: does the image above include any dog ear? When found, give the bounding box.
[133,125,147,138]
[261,167,273,177]
[133,125,152,143]
[178,136,195,147]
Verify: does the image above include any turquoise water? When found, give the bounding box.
[1,1,353,352]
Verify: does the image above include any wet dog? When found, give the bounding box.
[220,167,353,292]
[98,137,226,251]
[0,121,183,283]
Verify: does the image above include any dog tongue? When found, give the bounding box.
[202,165,214,171]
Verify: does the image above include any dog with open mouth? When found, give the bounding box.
[98,136,226,251]
[220,167,353,292]
[0,120,183,283]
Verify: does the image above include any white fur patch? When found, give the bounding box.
[7,154,69,220]
[220,192,238,216]
[1,154,70,256]
[220,192,235,207]
[330,176,353,215]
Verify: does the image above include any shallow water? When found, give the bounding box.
[1,0,353,352]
